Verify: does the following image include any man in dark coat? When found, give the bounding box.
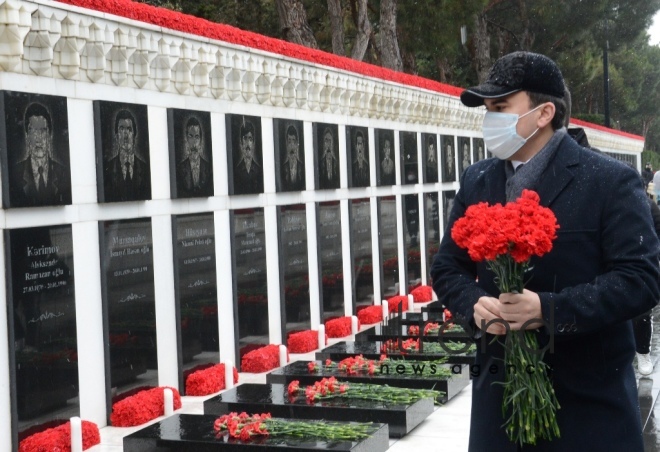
[431,51,660,451]
[177,116,212,197]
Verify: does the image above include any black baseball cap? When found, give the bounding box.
[460,51,565,107]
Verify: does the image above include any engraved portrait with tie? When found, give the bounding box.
[1,92,71,208]
[375,128,395,186]
[314,123,340,190]
[275,119,305,192]
[226,114,264,195]
[423,133,438,183]
[169,109,213,199]
[94,101,151,203]
[348,126,370,188]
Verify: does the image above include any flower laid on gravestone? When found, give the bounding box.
[288,376,441,405]
[386,295,408,314]
[110,387,182,427]
[308,354,453,381]
[288,330,327,354]
[19,420,100,452]
[213,412,376,442]
[451,189,560,445]
[357,305,384,325]
[185,363,239,396]
[380,338,476,355]
[241,344,284,373]
[410,285,434,303]
[325,317,357,338]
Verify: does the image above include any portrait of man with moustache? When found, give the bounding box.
[171,111,213,198]
[317,124,340,190]
[227,114,264,195]
[277,121,305,192]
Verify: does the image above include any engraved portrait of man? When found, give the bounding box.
[441,135,456,183]
[172,111,213,198]
[227,114,264,195]
[350,128,370,187]
[377,129,395,186]
[277,120,305,192]
[317,124,339,190]
[424,134,438,183]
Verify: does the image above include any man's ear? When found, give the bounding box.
[537,102,556,128]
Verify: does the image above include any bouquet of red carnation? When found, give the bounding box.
[410,285,434,303]
[241,344,283,373]
[325,317,356,338]
[386,295,408,314]
[110,387,182,427]
[185,363,239,396]
[19,420,100,452]
[451,189,560,445]
[288,330,326,353]
[357,305,383,325]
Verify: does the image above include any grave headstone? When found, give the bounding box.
[377,196,398,299]
[425,193,440,274]
[374,129,395,186]
[346,126,370,188]
[399,131,418,185]
[226,114,264,195]
[274,119,306,192]
[350,199,373,313]
[317,201,344,321]
[440,135,456,183]
[313,123,340,190]
[403,194,421,289]
[421,133,438,184]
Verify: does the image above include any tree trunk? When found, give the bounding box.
[379,0,402,71]
[351,0,372,61]
[517,0,534,50]
[473,14,491,83]
[275,0,318,49]
[327,0,346,56]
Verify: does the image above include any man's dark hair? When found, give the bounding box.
[527,91,567,131]
[286,125,298,142]
[186,116,201,133]
[240,119,255,140]
[24,102,52,134]
[355,130,364,143]
[114,109,137,135]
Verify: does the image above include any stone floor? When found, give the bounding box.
[88,306,660,451]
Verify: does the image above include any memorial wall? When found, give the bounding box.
[0,0,645,449]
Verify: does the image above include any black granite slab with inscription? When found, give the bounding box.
[377,196,398,300]
[226,114,264,195]
[346,126,370,188]
[172,213,219,393]
[356,323,472,343]
[317,201,344,322]
[99,219,157,415]
[424,192,440,272]
[267,360,470,403]
[374,129,395,186]
[204,383,433,438]
[350,199,373,312]
[399,131,418,185]
[124,413,389,452]
[231,209,269,366]
[422,133,438,184]
[316,340,476,366]
[403,194,421,289]
[5,225,77,443]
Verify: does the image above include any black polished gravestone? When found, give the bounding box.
[422,133,438,184]
[124,413,389,452]
[4,226,77,441]
[442,190,456,232]
[377,196,398,300]
[403,194,421,290]
[317,201,344,322]
[172,213,219,394]
[99,219,157,414]
[349,199,373,313]
[231,209,269,367]
[374,129,395,186]
[399,131,418,185]
[424,192,440,273]
[274,119,306,192]
[278,204,311,338]
[356,322,472,344]
[204,383,434,438]
[267,360,470,404]
[316,341,475,366]
[226,114,264,195]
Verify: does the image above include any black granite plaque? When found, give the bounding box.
[267,360,469,404]
[274,119,306,192]
[374,129,395,186]
[172,213,219,394]
[204,383,434,438]
[0,91,72,208]
[231,209,269,366]
[317,201,344,322]
[124,414,389,452]
[99,218,157,415]
[403,194,421,290]
[457,137,471,179]
[442,190,457,232]
[278,204,310,338]
[5,226,77,443]
[313,123,340,190]
[377,196,398,300]
[94,101,151,203]
[356,323,471,344]
[226,114,263,195]
[346,126,370,188]
[472,137,485,163]
[350,199,373,312]
[168,109,214,199]
[440,135,456,183]
[425,193,440,277]
[422,133,438,184]
[399,131,418,185]
[316,341,475,366]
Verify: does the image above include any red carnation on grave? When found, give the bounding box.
[288,330,326,354]
[19,420,100,452]
[410,285,434,303]
[325,317,357,338]
[110,387,182,427]
[185,363,239,396]
[386,295,408,314]
[241,344,283,373]
[357,305,383,325]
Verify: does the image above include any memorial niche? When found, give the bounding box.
[440,135,456,183]
[457,136,471,178]
[403,194,421,290]
[374,129,395,186]
[350,198,373,312]
[442,191,457,232]
[0,91,72,208]
[274,119,306,192]
[422,133,438,184]
[346,126,370,188]
[99,218,157,414]
[472,137,485,163]
[172,213,219,394]
[167,108,214,199]
[399,131,418,185]
[317,201,344,322]
[226,114,264,195]
[5,226,77,442]
[378,196,399,299]
[231,209,269,367]
[313,123,340,190]
[424,193,440,277]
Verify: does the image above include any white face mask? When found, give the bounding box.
[482,105,542,160]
